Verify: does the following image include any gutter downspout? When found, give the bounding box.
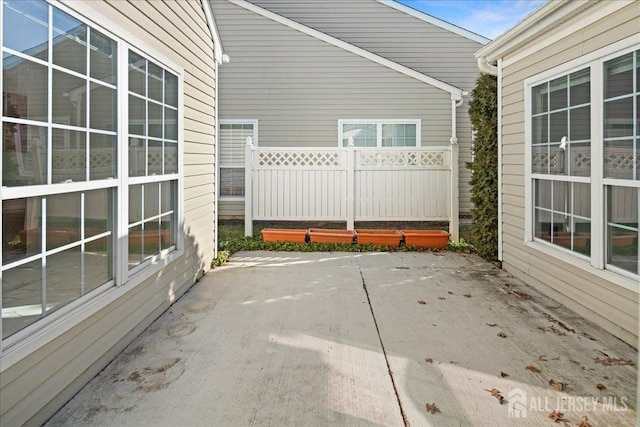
[449,95,464,242]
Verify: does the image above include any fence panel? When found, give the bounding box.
[245,145,455,234]
[251,149,348,220]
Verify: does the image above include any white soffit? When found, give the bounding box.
[228,0,463,100]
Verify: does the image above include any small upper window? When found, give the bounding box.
[339,120,420,147]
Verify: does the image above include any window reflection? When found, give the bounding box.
[607,186,638,275]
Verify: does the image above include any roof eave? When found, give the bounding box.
[475,0,598,63]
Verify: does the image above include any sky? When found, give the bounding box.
[397,0,547,40]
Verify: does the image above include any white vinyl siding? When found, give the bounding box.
[213,0,456,217]
[0,0,217,425]
[497,1,639,345]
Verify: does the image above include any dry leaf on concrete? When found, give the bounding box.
[549,378,564,391]
[577,415,591,427]
[484,388,504,404]
[426,403,439,414]
[499,371,509,378]
[548,410,570,425]
[596,383,606,390]
[525,365,541,373]
[539,355,548,361]
[417,300,426,305]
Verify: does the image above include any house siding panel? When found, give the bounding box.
[498,2,639,345]
[214,0,455,217]
[215,0,479,214]
[0,1,217,425]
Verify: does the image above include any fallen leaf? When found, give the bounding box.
[486,323,497,327]
[447,291,454,295]
[549,378,564,391]
[525,365,540,373]
[463,293,472,298]
[425,358,433,364]
[596,383,606,390]
[426,402,439,414]
[418,300,426,305]
[484,388,504,404]
[497,332,507,338]
[539,355,548,362]
[548,410,570,424]
[449,361,458,365]
[594,356,634,366]
[499,371,509,378]
[577,416,591,427]
[438,296,446,300]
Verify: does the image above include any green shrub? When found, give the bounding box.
[467,73,498,261]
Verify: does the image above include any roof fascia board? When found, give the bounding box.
[475,0,601,61]
[202,0,224,63]
[376,0,490,45]
[228,0,463,99]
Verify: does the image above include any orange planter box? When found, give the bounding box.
[261,228,308,243]
[308,228,355,244]
[356,229,403,247]
[401,230,450,249]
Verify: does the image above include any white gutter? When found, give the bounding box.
[477,57,498,76]
[201,0,224,64]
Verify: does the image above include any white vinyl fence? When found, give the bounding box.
[244,141,459,239]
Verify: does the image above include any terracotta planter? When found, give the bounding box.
[401,230,450,249]
[261,228,308,243]
[611,234,636,247]
[355,229,402,247]
[308,228,355,244]
[539,232,589,249]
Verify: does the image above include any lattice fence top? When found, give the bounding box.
[256,151,343,167]
[532,151,561,169]
[358,150,448,167]
[605,151,636,171]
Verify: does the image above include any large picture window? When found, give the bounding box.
[528,46,639,282]
[1,0,182,341]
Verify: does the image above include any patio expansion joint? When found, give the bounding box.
[357,264,410,427]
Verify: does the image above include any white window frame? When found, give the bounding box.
[0,0,185,352]
[218,119,257,201]
[337,119,421,147]
[524,34,640,292]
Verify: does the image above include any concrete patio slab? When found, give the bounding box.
[45,251,637,426]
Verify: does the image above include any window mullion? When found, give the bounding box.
[591,62,604,269]
[116,42,129,286]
